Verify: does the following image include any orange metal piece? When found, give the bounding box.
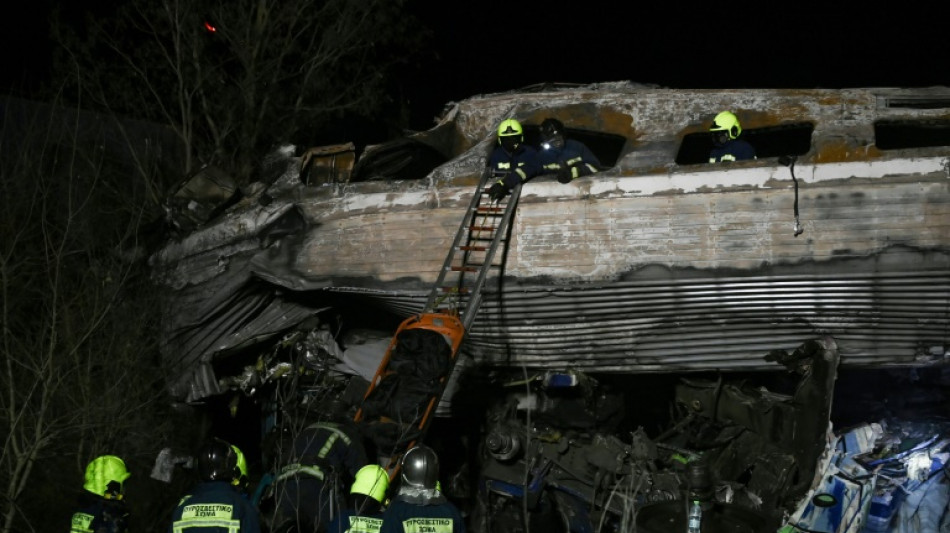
[353,312,466,474]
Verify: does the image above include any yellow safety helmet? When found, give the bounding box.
[497,119,524,152]
[497,119,523,139]
[709,111,741,140]
[231,445,248,487]
[351,464,389,503]
[83,455,131,499]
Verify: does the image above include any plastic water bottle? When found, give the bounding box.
[687,500,702,533]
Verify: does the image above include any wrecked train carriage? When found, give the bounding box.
[151,82,950,404]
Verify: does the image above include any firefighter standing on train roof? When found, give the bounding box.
[70,455,131,533]
[708,111,756,163]
[486,119,542,201]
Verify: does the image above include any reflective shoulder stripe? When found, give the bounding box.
[306,422,352,457]
[173,507,241,533]
[276,463,325,482]
[172,519,240,533]
[318,433,340,458]
[497,162,511,169]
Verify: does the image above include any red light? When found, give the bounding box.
[203,21,217,33]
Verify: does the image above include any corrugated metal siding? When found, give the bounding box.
[330,263,950,373]
[466,270,950,371]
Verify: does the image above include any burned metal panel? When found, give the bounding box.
[507,163,950,279]
[191,158,950,289]
[150,84,950,402]
[162,276,328,402]
[164,165,239,235]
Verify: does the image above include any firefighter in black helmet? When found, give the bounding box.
[537,118,602,183]
[168,438,261,533]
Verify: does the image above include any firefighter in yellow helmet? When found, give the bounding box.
[328,464,390,533]
[70,455,131,533]
[708,111,756,163]
[486,118,542,201]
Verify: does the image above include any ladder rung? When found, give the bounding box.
[459,245,487,251]
[470,225,498,232]
[476,207,504,214]
[439,287,469,293]
[450,266,479,272]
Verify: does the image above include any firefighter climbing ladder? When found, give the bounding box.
[423,175,522,329]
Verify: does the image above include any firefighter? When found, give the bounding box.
[537,118,602,183]
[270,410,368,533]
[328,464,390,533]
[168,438,261,533]
[708,111,756,163]
[380,445,465,533]
[70,455,131,533]
[486,118,542,201]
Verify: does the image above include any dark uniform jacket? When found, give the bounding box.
[709,138,756,162]
[380,496,465,533]
[487,144,542,190]
[167,481,261,533]
[538,139,601,180]
[272,420,368,533]
[70,491,130,533]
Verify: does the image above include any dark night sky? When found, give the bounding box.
[405,1,950,129]
[2,1,948,133]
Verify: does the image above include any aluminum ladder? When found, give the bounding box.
[423,174,521,331]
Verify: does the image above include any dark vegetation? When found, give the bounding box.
[0,1,426,531]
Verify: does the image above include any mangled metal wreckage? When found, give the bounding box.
[151,82,950,531]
